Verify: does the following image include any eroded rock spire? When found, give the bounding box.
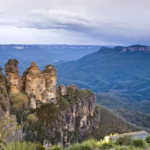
[22,62,57,108]
[5,59,23,94]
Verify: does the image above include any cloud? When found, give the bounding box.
[20,9,94,32]
[0,0,150,45]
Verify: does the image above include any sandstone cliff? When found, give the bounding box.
[0,59,139,148]
[22,62,57,108]
[3,59,100,146]
[5,59,23,94]
[25,85,100,146]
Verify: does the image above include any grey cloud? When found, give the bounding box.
[21,9,94,31]
[0,0,150,45]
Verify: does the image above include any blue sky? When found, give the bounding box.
[0,0,150,46]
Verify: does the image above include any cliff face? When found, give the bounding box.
[26,85,100,146]
[5,59,23,94]
[3,59,100,146]
[0,67,10,119]
[22,62,57,108]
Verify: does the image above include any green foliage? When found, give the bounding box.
[36,144,46,150]
[26,114,38,123]
[131,138,146,148]
[99,142,114,150]
[24,103,61,143]
[0,102,7,111]
[0,115,17,144]
[58,96,69,110]
[34,103,60,123]
[80,140,93,150]
[51,145,63,150]
[113,108,150,132]
[64,143,80,150]
[11,92,28,111]
[145,134,150,144]
[115,136,133,146]
[87,106,139,140]
[1,141,36,150]
[0,87,7,97]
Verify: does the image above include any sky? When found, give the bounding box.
[0,0,150,46]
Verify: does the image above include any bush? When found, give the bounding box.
[64,143,80,150]
[115,145,130,150]
[26,114,38,123]
[145,135,150,144]
[36,144,46,150]
[115,136,133,146]
[80,140,93,150]
[11,92,28,111]
[87,139,97,147]
[131,138,146,148]
[99,142,114,150]
[51,145,63,150]
[1,141,36,150]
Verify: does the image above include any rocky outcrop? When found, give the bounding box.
[59,84,66,96]
[22,62,57,108]
[25,84,100,147]
[0,68,10,119]
[55,85,99,145]
[1,59,100,146]
[5,59,23,94]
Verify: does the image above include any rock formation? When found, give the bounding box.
[5,59,23,94]
[26,84,100,146]
[22,62,57,108]
[2,59,100,146]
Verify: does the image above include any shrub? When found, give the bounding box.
[51,145,63,150]
[36,144,46,150]
[115,136,133,146]
[11,92,28,111]
[80,140,93,150]
[64,143,80,150]
[131,138,146,148]
[145,135,150,144]
[26,114,38,123]
[0,115,17,144]
[87,139,97,147]
[99,142,114,150]
[1,141,36,150]
[115,145,130,150]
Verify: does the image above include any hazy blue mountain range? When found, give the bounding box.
[0,45,102,74]
[1,44,150,130]
[55,45,150,115]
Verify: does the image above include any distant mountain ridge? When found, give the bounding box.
[99,45,150,53]
[55,44,150,131]
[55,44,150,112]
[0,44,102,74]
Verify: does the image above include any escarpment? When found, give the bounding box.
[2,59,100,146]
[25,85,100,146]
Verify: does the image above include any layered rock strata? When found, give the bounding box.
[27,85,100,146]
[22,62,57,108]
[2,59,100,146]
[5,59,23,94]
